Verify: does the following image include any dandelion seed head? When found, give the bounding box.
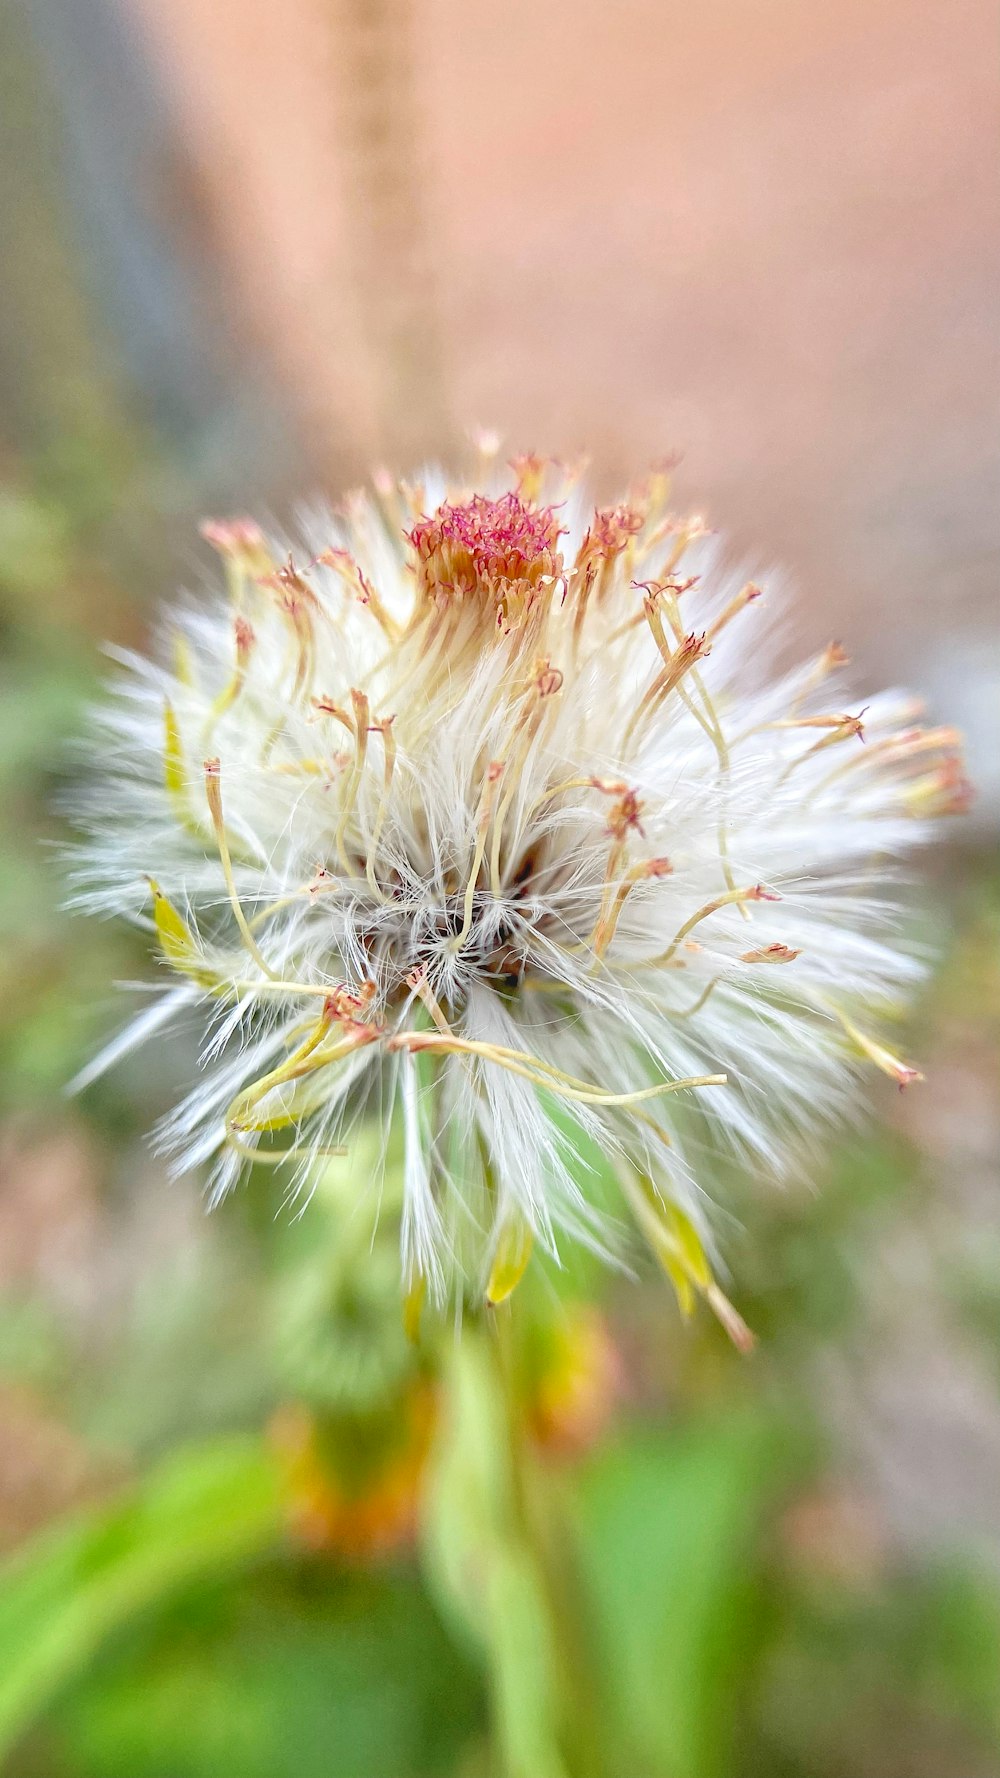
[68,454,969,1328]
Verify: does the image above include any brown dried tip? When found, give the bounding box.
[580,504,645,559]
[323,980,380,1032]
[311,695,350,723]
[605,787,645,841]
[741,943,800,963]
[267,556,315,603]
[896,1065,924,1092]
[532,658,564,697]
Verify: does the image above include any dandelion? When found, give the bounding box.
[69,454,969,1331]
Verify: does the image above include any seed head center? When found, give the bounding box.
[407,493,564,629]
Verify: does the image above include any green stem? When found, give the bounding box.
[485,1313,606,1778]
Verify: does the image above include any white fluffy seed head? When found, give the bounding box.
[68,455,969,1328]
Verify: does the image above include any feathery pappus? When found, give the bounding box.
[68,448,969,1335]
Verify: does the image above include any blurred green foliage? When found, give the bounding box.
[0,1441,284,1756]
[573,1414,786,1778]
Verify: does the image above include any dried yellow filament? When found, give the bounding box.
[622,630,710,753]
[618,1168,754,1349]
[407,968,453,1036]
[246,871,343,934]
[365,718,397,900]
[316,547,401,642]
[162,701,203,839]
[641,587,674,662]
[621,1105,674,1154]
[226,1013,340,1131]
[271,568,317,706]
[735,709,864,747]
[529,773,628,819]
[580,836,629,959]
[647,882,777,969]
[776,718,866,785]
[203,617,256,745]
[450,763,504,951]
[334,690,371,880]
[229,977,338,999]
[226,1022,377,1156]
[489,686,556,895]
[654,585,743,907]
[569,558,598,657]
[671,975,723,1020]
[702,582,761,646]
[823,1001,923,1087]
[224,1129,349,1166]
[789,641,850,712]
[665,517,705,571]
[813,725,960,800]
[389,1029,726,1109]
[310,696,354,734]
[590,857,672,962]
[767,713,864,734]
[203,759,279,980]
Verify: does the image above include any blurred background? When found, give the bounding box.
[0,1,998,1774]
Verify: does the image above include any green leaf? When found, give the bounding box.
[0,1437,284,1759]
[51,1566,485,1778]
[573,1411,789,1778]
